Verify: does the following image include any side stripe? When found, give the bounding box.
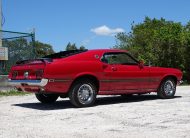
[49,79,72,82]
[100,78,160,83]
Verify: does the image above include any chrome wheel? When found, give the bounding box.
[164,80,175,96]
[69,79,97,107]
[77,84,94,105]
[158,78,176,99]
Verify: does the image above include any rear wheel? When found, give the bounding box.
[121,94,133,97]
[35,93,59,103]
[69,79,97,107]
[157,78,176,99]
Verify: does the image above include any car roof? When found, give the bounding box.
[42,49,128,60]
[88,49,127,53]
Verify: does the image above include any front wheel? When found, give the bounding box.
[35,93,59,103]
[157,78,176,99]
[69,79,97,108]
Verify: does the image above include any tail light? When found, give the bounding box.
[36,69,44,79]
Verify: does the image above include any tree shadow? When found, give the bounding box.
[12,94,181,111]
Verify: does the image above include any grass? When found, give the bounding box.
[0,90,30,97]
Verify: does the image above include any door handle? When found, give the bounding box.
[111,66,117,71]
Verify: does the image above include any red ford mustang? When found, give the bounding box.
[8,49,182,107]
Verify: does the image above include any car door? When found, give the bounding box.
[101,52,150,93]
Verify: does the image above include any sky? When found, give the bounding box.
[2,0,190,52]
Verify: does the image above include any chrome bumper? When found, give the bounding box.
[8,79,48,87]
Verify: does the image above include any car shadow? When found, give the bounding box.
[96,95,181,106]
[12,95,181,111]
[13,100,75,110]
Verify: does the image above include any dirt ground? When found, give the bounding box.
[0,86,190,138]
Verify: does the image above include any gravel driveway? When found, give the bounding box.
[0,86,190,138]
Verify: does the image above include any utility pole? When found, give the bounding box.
[0,0,2,47]
[0,0,8,71]
[0,0,2,70]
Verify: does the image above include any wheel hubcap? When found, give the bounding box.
[77,84,94,104]
[164,80,175,96]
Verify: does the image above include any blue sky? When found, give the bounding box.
[2,0,190,52]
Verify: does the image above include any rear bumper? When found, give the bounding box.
[8,79,48,87]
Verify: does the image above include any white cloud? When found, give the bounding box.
[91,25,125,36]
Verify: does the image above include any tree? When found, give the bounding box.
[65,42,86,51]
[184,22,190,83]
[79,45,86,50]
[66,42,77,51]
[115,17,190,83]
[35,41,55,58]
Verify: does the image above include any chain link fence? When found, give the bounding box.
[0,30,35,75]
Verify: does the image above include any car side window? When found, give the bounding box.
[102,52,138,65]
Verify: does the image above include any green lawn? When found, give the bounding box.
[0,90,30,97]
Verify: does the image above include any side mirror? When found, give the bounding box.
[138,60,144,69]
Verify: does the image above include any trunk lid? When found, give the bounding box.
[9,58,52,80]
[9,50,87,80]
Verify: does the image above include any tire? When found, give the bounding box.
[69,79,97,108]
[35,93,59,103]
[121,94,133,97]
[157,78,176,99]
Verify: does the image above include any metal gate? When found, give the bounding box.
[0,30,35,75]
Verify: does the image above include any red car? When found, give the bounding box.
[8,49,182,107]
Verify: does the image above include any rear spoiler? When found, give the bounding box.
[16,50,88,65]
[16,58,53,65]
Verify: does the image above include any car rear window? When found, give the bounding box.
[43,50,88,59]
